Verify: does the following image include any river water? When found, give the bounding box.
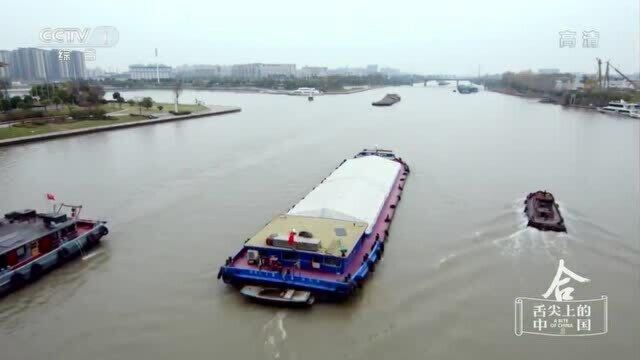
[0,85,638,360]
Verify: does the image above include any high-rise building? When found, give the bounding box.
[13,48,48,81]
[0,47,86,82]
[175,64,233,78]
[380,67,400,76]
[231,63,297,79]
[299,66,328,78]
[366,64,378,74]
[0,50,11,79]
[231,63,262,79]
[261,64,296,78]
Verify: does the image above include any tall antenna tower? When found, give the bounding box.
[155,48,160,84]
[596,58,602,88]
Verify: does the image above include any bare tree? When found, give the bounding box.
[0,79,9,99]
[173,79,183,112]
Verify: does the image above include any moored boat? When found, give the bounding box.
[240,285,315,306]
[0,203,108,295]
[372,94,401,106]
[524,191,566,232]
[597,100,639,116]
[218,149,410,305]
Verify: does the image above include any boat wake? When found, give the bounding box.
[492,227,570,259]
[262,310,292,360]
[81,249,104,261]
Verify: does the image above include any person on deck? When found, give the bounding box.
[288,229,296,246]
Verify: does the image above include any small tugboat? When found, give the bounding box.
[372,94,401,106]
[524,191,566,232]
[457,85,478,94]
[218,149,410,305]
[0,201,108,296]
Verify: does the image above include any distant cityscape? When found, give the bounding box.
[1,47,638,92]
[92,63,403,81]
[0,47,406,84]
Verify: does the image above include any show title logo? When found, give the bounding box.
[515,259,607,336]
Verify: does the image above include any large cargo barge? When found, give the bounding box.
[0,203,108,296]
[218,149,410,304]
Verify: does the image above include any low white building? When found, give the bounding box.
[129,64,173,80]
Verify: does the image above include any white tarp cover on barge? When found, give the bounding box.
[287,155,401,234]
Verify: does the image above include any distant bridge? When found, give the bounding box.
[418,75,477,86]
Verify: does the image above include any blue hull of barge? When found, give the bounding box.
[219,240,385,301]
[0,223,108,296]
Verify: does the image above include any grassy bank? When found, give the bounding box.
[0,117,148,140]
[0,102,209,140]
[101,102,207,116]
[0,102,207,122]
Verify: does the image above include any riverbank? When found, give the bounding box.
[104,85,383,95]
[486,87,545,99]
[0,105,240,147]
[0,102,208,125]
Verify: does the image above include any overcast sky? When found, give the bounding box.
[1,0,639,75]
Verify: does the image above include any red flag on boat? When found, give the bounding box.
[288,229,296,246]
[46,193,56,200]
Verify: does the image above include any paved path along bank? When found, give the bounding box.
[0,105,241,147]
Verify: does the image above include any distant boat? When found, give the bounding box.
[308,95,314,101]
[291,87,321,96]
[437,81,449,86]
[372,93,401,106]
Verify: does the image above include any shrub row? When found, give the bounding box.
[69,109,108,120]
[169,110,191,116]
[1,110,45,121]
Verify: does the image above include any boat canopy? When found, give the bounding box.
[287,156,401,234]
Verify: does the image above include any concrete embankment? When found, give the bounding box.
[0,105,241,147]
